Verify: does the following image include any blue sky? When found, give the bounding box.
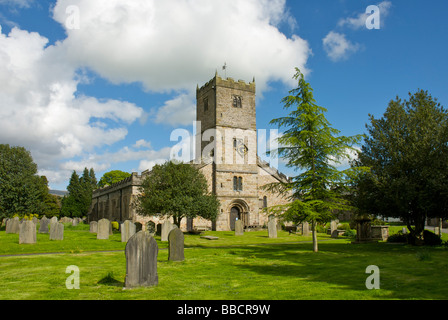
[0,0,447,191]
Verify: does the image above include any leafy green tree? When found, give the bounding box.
[264,68,365,252]
[134,161,220,227]
[98,170,131,188]
[353,89,448,244]
[0,144,50,223]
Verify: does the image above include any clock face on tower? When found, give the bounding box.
[234,138,248,157]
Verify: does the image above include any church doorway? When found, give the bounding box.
[228,200,250,231]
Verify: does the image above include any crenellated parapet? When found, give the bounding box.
[92,172,146,199]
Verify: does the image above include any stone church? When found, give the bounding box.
[88,73,291,231]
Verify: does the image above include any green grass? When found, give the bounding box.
[1,224,447,300]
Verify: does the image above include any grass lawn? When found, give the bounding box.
[0,223,447,300]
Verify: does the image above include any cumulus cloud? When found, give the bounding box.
[0,26,144,186]
[51,0,311,95]
[322,31,360,62]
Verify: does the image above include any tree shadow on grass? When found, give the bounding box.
[225,241,447,299]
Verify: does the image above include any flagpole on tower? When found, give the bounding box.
[222,62,227,79]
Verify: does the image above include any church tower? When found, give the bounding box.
[195,72,260,230]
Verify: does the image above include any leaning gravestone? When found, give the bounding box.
[6,217,20,234]
[50,222,64,241]
[121,220,136,243]
[39,217,50,234]
[19,220,36,244]
[50,216,58,225]
[161,220,175,242]
[90,221,98,233]
[268,216,278,238]
[125,231,159,288]
[168,228,185,261]
[97,218,111,240]
[235,219,244,236]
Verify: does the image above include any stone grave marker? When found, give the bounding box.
[161,220,175,242]
[97,218,111,240]
[125,231,158,288]
[90,221,98,233]
[121,220,136,243]
[6,217,20,234]
[235,219,244,236]
[19,220,36,244]
[330,220,338,238]
[50,222,64,241]
[268,216,278,238]
[302,221,310,236]
[39,217,50,234]
[50,216,58,225]
[168,228,185,261]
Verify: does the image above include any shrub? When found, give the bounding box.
[338,223,351,231]
[111,221,119,231]
[423,230,442,246]
[342,229,356,238]
[387,232,408,243]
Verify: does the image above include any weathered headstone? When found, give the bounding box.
[168,228,185,261]
[39,217,50,234]
[90,221,98,233]
[330,220,338,238]
[302,221,310,236]
[19,220,36,244]
[235,219,244,236]
[50,216,58,225]
[125,231,158,288]
[50,222,64,241]
[32,217,39,225]
[161,220,175,242]
[121,220,136,243]
[6,217,20,234]
[97,218,111,240]
[72,217,79,226]
[268,216,277,238]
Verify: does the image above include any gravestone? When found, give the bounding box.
[302,222,310,236]
[168,228,185,261]
[50,222,64,241]
[90,221,98,233]
[125,231,158,288]
[268,216,277,238]
[235,219,244,236]
[6,217,20,234]
[330,220,338,238]
[97,218,111,240]
[39,217,50,234]
[72,218,79,226]
[161,220,175,242]
[32,217,39,225]
[50,216,58,225]
[121,220,136,243]
[19,220,36,244]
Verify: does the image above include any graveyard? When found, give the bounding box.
[1,218,448,300]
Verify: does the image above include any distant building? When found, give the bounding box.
[88,73,291,231]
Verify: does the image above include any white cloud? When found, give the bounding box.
[0,26,144,187]
[51,0,311,96]
[322,31,360,62]
[153,93,196,126]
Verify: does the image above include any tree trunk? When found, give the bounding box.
[312,221,318,252]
